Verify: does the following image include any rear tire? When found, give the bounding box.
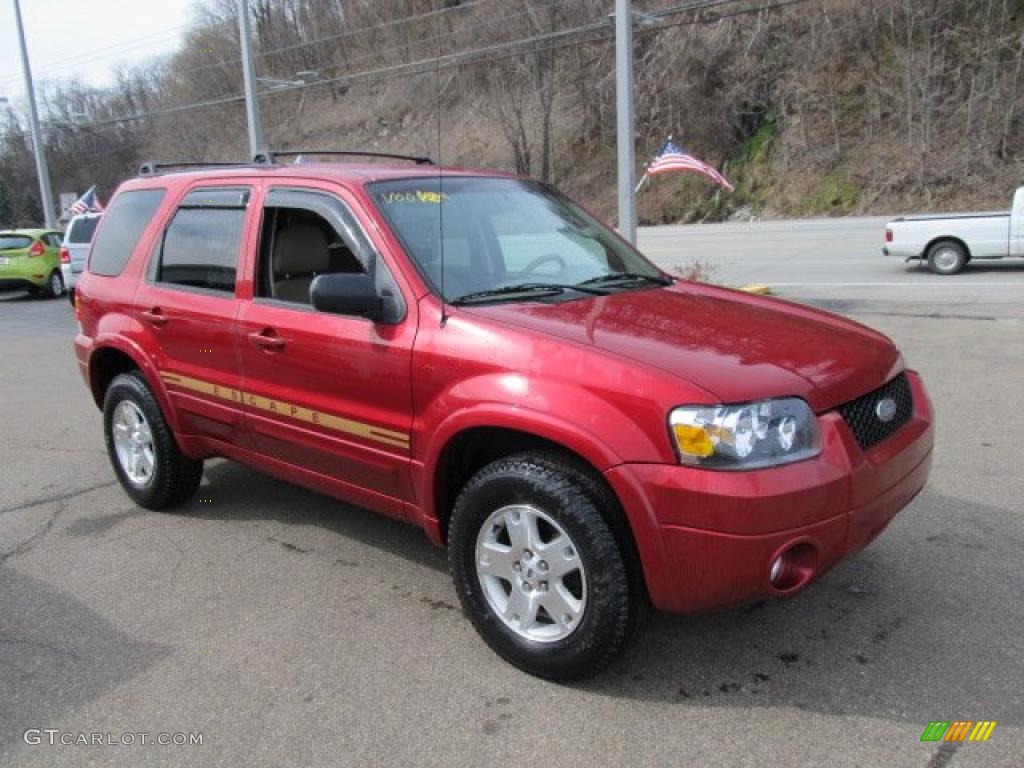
[449,453,636,681]
[45,270,65,298]
[103,372,203,510]
[927,240,967,275]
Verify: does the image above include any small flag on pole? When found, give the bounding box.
[644,139,734,192]
[69,186,104,216]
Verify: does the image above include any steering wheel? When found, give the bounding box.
[520,253,567,277]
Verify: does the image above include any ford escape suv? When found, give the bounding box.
[73,154,934,680]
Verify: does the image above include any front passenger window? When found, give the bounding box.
[253,187,405,322]
[257,206,365,305]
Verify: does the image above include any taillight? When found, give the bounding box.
[60,247,71,264]
[29,240,46,257]
[885,228,893,243]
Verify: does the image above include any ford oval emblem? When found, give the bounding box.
[875,397,897,423]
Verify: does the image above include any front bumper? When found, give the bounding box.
[605,370,934,613]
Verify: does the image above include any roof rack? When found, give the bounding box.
[138,161,256,176]
[253,150,434,166]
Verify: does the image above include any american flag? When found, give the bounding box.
[646,140,734,192]
[70,186,104,216]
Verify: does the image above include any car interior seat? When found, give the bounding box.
[272,223,331,303]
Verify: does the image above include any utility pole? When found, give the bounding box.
[614,0,637,244]
[237,0,265,159]
[13,0,56,228]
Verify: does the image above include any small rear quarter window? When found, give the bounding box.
[89,189,166,277]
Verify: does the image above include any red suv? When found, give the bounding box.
[74,154,933,680]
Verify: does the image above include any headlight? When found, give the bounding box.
[669,398,820,470]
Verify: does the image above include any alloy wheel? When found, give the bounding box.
[112,400,156,487]
[475,504,587,643]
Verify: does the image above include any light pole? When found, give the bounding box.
[12,0,56,228]
[238,0,265,160]
[614,0,637,245]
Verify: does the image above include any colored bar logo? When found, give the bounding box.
[921,721,997,742]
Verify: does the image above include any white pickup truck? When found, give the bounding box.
[884,186,1023,274]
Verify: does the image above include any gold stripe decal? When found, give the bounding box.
[160,372,410,449]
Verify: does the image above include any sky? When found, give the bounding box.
[0,0,196,108]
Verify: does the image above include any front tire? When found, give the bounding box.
[449,454,636,681]
[927,240,967,275]
[103,372,203,509]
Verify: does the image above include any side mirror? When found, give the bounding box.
[310,273,383,321]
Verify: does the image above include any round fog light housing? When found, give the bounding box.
[767,541,819,592]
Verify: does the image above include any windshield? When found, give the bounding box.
[367,177,665,303]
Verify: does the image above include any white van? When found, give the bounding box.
[60,212,102,302]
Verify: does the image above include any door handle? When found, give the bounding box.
[248,330,286,351]
[141,308,167,326]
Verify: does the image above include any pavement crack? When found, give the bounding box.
[0,480,116,517]
[0,498,69,566]
[0,480,116,565]
[5,443,101,455]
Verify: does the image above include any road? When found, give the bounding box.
[639,216,1024,305]
[1,216,1022,767]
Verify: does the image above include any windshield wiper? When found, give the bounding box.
[451,282,606,305]
[577,271,673,288]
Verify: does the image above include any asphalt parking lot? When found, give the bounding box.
[1,218,1022,767]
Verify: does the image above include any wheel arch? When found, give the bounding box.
[421,406,621,533]
[424,420,656,605]
[923,235,971,262]
[87,340,182,433]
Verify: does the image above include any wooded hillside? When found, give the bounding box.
[2,0,1023,227]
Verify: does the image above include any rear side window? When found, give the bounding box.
[89,189,166,276]
[0,235,32,250]
[153,187,249,294]
[67,216,100,243]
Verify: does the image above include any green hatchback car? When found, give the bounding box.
[0,228,66,298]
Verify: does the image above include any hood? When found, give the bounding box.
[463,284,901,412]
